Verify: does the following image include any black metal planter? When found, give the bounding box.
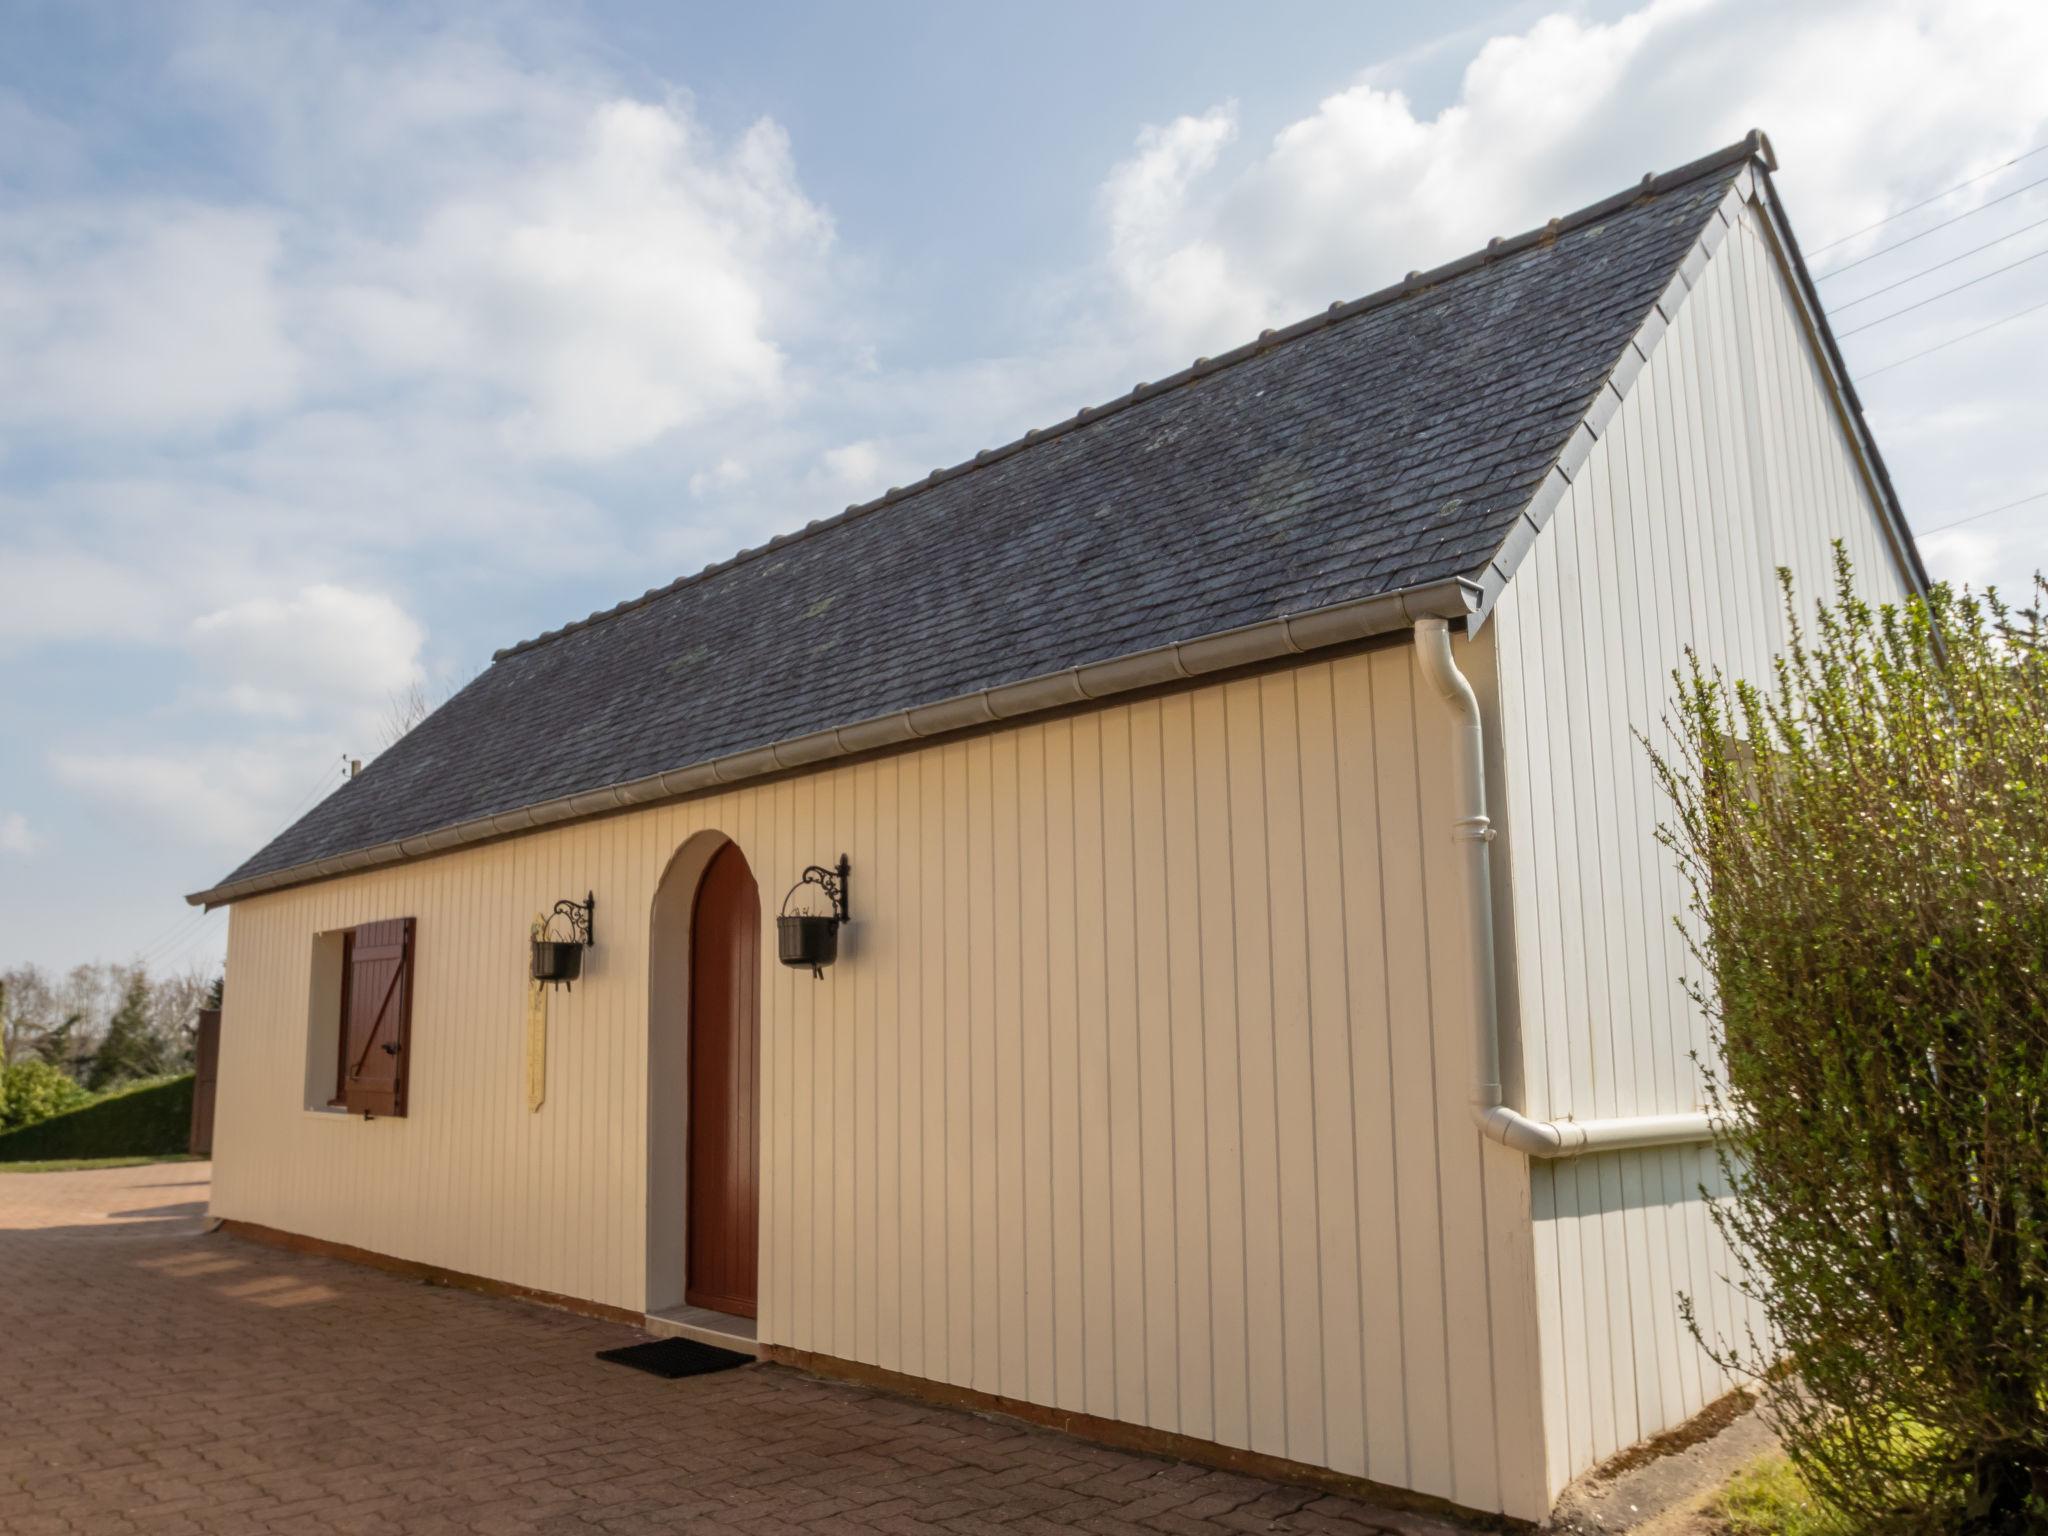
[776,855,850,979]
[530,938,585,987]
[776,914,839,974]
[531,891,596,990]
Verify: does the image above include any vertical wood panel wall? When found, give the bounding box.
[212,643,1550,1518]
[1487,197,1916,1499]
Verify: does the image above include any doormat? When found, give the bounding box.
[596,1337,752,1379]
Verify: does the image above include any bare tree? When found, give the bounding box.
[3,961,212,1082]
[0,966,56,1064]
[378,666,479,751]
[381,679,430,748]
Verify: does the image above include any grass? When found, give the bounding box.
[0,1075,195,1163]
[0,1154,204,1174]
[1712,1453,1849,1535]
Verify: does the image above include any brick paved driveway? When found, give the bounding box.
[0,1165,1475,1536]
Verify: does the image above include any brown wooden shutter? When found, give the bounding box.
[188,1006,222,1155]
[340,917,415,1117]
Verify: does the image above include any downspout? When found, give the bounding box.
[1412,617,1716,1158]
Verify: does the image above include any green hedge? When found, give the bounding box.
[0,1075,194,1162]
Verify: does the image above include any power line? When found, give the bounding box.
[131,869,252,966]
[127,752,344,972]
[219,753,350,884]
[126,899,220,967]
[1831,213,2048,311]
[132,893,230,973]
[264,753,351,841]
[157,910,227,978]
[1855,294,2048,380]
[1834,247,2048,338]
[133,909,218,970]
[1810,143,2048,255]
[144,908,220,974]
[1916,489,2048,537]
[1815,172,2048,281]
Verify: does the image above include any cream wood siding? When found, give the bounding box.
[1485,195,1916,1499]
[212,644,1551,1519]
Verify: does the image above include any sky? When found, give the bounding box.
[2,0,2044,978]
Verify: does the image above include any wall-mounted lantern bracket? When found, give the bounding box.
[548,892,596,948]
[532,892,595,991]
[793,857,850,925]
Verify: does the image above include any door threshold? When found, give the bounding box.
[644,1303,759,1357]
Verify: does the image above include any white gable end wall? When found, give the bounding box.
[1484,191,1916,1500]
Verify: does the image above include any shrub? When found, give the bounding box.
[0,1060,90,1132]
[1653,553,2048,1534]
[0,1075,195,1163]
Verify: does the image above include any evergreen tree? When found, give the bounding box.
[87,974,171,1091]
[33,1014,83,1071]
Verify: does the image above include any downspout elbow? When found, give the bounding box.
[1415,616,1718,1160]
[1476,1103,1583,1157]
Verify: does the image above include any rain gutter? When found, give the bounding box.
[188,575,1486,909]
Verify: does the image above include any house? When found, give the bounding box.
[188,131,1924,1523]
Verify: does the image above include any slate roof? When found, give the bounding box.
[197,137,1770,903]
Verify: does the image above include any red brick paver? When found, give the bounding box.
[0,1166,1474,1535]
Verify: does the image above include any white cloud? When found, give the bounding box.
[330,103,833,458]
[50,741,344,855]
[0,202,301,436]
[0,19,836,467]
[0,113,831,461]
[819,440,887,494]
[1099,107,1254,350]
[0,542,182,646]
[1097,0,2048,363]
[0,5,842,674]
[0,88,86,190]
[689,457,751,498]
[1915,529,2006,592]
[187,585,425,723]
[0,813,40,855]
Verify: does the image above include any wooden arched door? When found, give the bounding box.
[687,841,761,1316]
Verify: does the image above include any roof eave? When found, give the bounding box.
[186,574,1484,909]
[1747,161,1932,601]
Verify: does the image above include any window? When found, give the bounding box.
[306,917,416,1117]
